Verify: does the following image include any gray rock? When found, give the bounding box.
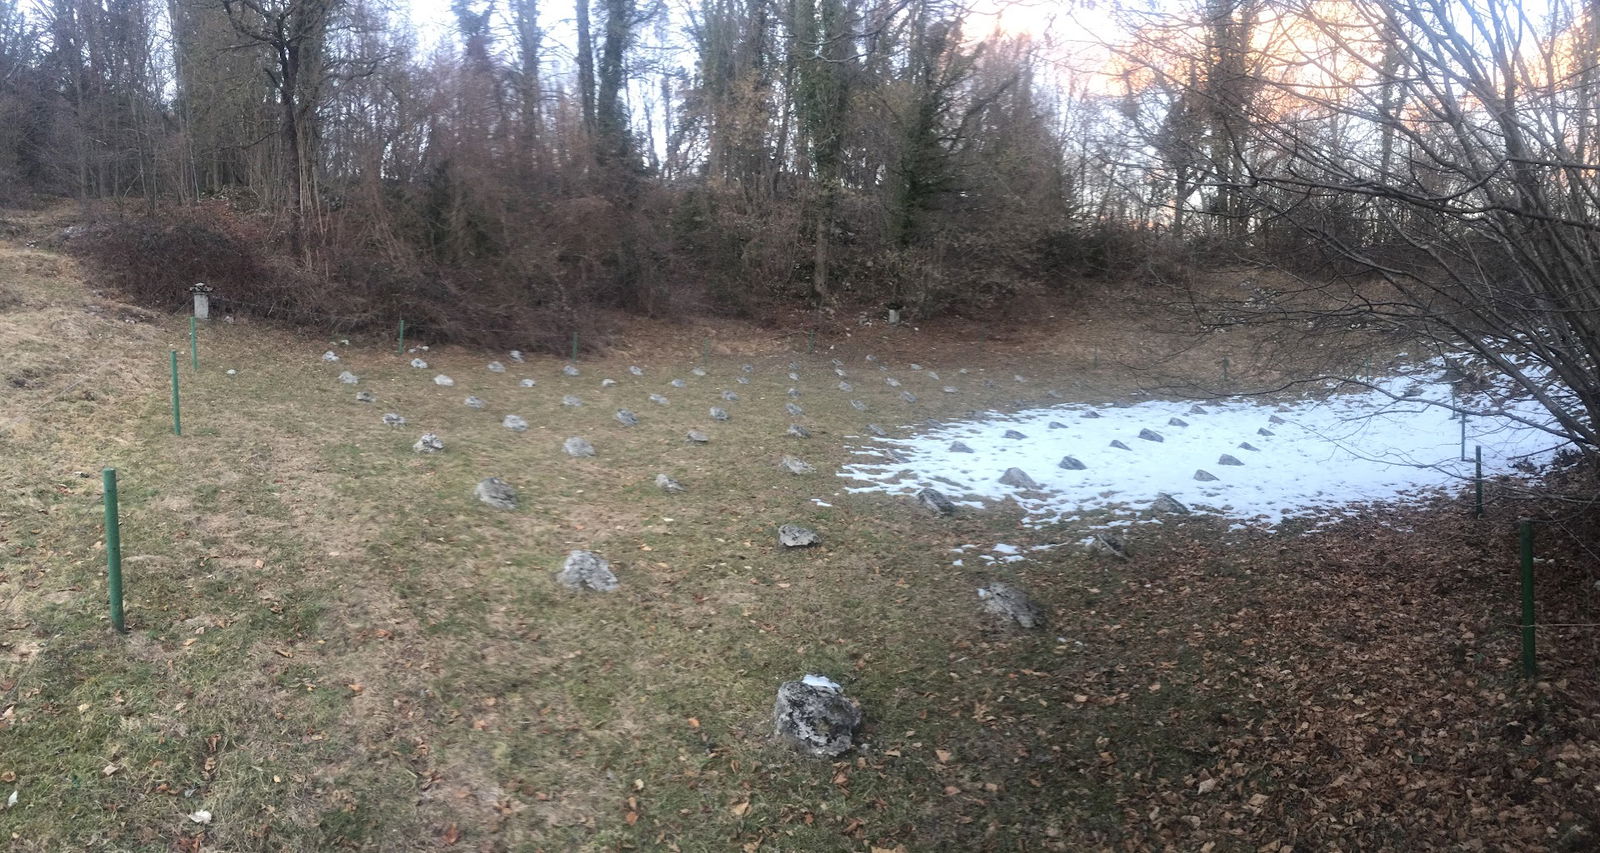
[464,396,485,409]
[778,524,820,547]
[789,372,801,381]
[982,379,997,388]
[867,424,887,437]
[722,390,739,401]
[978,582,1042,629]
[786,402,804,417]
[322,350,340,362]
[1003,429,1027,440]
[1014,374,1026,383]
[487,361,506,373]
[601,378,618,388]
[942,386,958,393]
[787,423,811,438]
[709,406,731,421]
[520,378,536,387]
[950,441,975,453]
[741,363,753,373]
[1218,454,1244,466]
[475,477,518,510]
[615,409,639,427]
[686,429,710,444]
[1138,428,1164,442]
[563,364,580,377]
[670,378,686,388]
[1257,427,1274,436]
[1081,410,1102,419]
[1268,415,1286,425]
[899,391,918,403]
[1045,390,1063,399]
[1238,442,1259,451]
[1168,417,1189,427]
[787,387,802,398]
[927,370,939,380]
[835,368,847,377]
[1109,439,1131,450]
[502,414,529,431]
[838,381,853,392]
[1188,404,1207,415]
[410,358,429,369]
[773,676,862,758]
[382,413,406,427]
[1194,469,1219,481]
[562,395,583,407]
[691,367,707,377]
[1087,532,1130,560]
[338,370,359,384]
[849,400,867,412]
[998,467,1041,489]
[780,455,814,475]
[885,377,901,387]
[629,365,644,376]
[910,363,921,370]
[649,394,670,406]
[831,359,844,366]
[736,376,750,385]
[918,488,956,515]
[883,448,910,463]
[556,550,617,591]
[1048,421,1067,429]
[509,350,524,362]
[563,436,596,457]
[655,473,685,492]
[1151,493,1190,515]
[1058,456,1086,470]
[355,391,377,403]
[865,354,877,363]
[413,433,444,453]
[433,374,454,386]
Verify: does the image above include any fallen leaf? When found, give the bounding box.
[441,822,460,845]
[1196,778,1218,795]
[935,749,952,763]
[186,809,212,824]
[102,764,120,777]
[730,800,751,817]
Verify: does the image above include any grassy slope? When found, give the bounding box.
[3,213,1599,852]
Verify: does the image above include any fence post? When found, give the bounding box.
[169,350,181,436]
[189,316,199,372]
[1520,519,1536,678]
[103,468,124,632]
[1460,412,1468,461]
[571,331,579,363]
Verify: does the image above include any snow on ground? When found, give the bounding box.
[840,360,1572,528]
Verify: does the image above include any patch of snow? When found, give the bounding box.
[802,674,841,692]
[839,361,1567,528]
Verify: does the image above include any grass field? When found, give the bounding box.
[4,209,1600,852]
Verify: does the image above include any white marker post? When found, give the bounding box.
[190,282,213,320]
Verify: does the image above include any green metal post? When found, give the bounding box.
[1520,519,1536,678]
[169,350,181,436]
[1460,413,1468,461]
[103,468,124,632]
[571,331,579,362]
[189,316,198,371]
[397,318,405,355]
[702,338,709,365]
[1474,446,1483,518]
